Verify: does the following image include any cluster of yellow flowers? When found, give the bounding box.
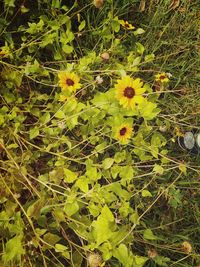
[58,71,169,145]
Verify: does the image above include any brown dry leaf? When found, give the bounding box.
[139,0,146,12]
[169,0,180,10]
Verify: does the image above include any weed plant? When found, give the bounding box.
[0,0,199,266]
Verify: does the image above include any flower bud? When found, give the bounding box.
[93,0,104,8]
[182,241,192,254]
[101,52,110,61]
[88,253,102,267]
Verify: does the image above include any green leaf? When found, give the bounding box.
[55,110,65,119]
[43,233,61,246]
[27,198,45,219]
[143,229,157,240]
[92,205,115,245]
[101,205,114,222]
[92,216,113,246]
[63,168,77,183]
[55,244,68,253]
[153,164,164,175]
[134,28,145,35]
[134,255,148,266]
[64,201,79,217]
[135,42,145,55]
[75,177,89,193]
[29,127,39,139]
[2,235,25,262]
[141,189,152,197]
[178,163,187,175]
[40,112,50,124]
[139,101,159,120]
[78,20,86,31]
[113,244,129,266]
[62,44,73,54]
[102,158,114,170]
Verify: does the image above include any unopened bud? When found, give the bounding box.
[182,241,192,254]
[148,248,157,258]
[93,0,104,8]
[101,52,110,61]
[88,253,102,267]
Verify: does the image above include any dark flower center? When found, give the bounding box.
[120,127,127,136]
[124,22,130,28]
[66,78,74,86]
[160,75,166,80]
[124,86,135,98]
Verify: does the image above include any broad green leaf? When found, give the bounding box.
[64,201,79,217]
[55,110,65,119]
[135,42,145,55]
[55,244,68,253]
[27,198,44,219]
[153,164,164,175]
[101,205,114,222]
[62,44,73,54]
[75,177,89,193]
[63,168,77,183]
[134,28,145,35]
[102,158,114,170]
[43,233,61,246]
[141,189,152,197]
[2,235,25,262]
[113,244,129,266]
[29,127,39,139]
[92,216,113,246]
[40,112,50,124]
[134,255,148,266]
[143,229,157,240]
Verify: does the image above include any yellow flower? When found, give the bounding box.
[58,71,81,93]
[115,123,133,144]
[115,76,146,109]
[155,72,169,83]
[120,20,135,30]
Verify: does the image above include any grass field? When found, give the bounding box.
[0,0,200,266]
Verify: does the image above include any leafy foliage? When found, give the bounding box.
[0,0,199,266]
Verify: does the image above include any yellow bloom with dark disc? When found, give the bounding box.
[115,76,146,109]
[115,123,133,144]
[120,20,135,30]
[58,71,81,93]
[155,72,169,83]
